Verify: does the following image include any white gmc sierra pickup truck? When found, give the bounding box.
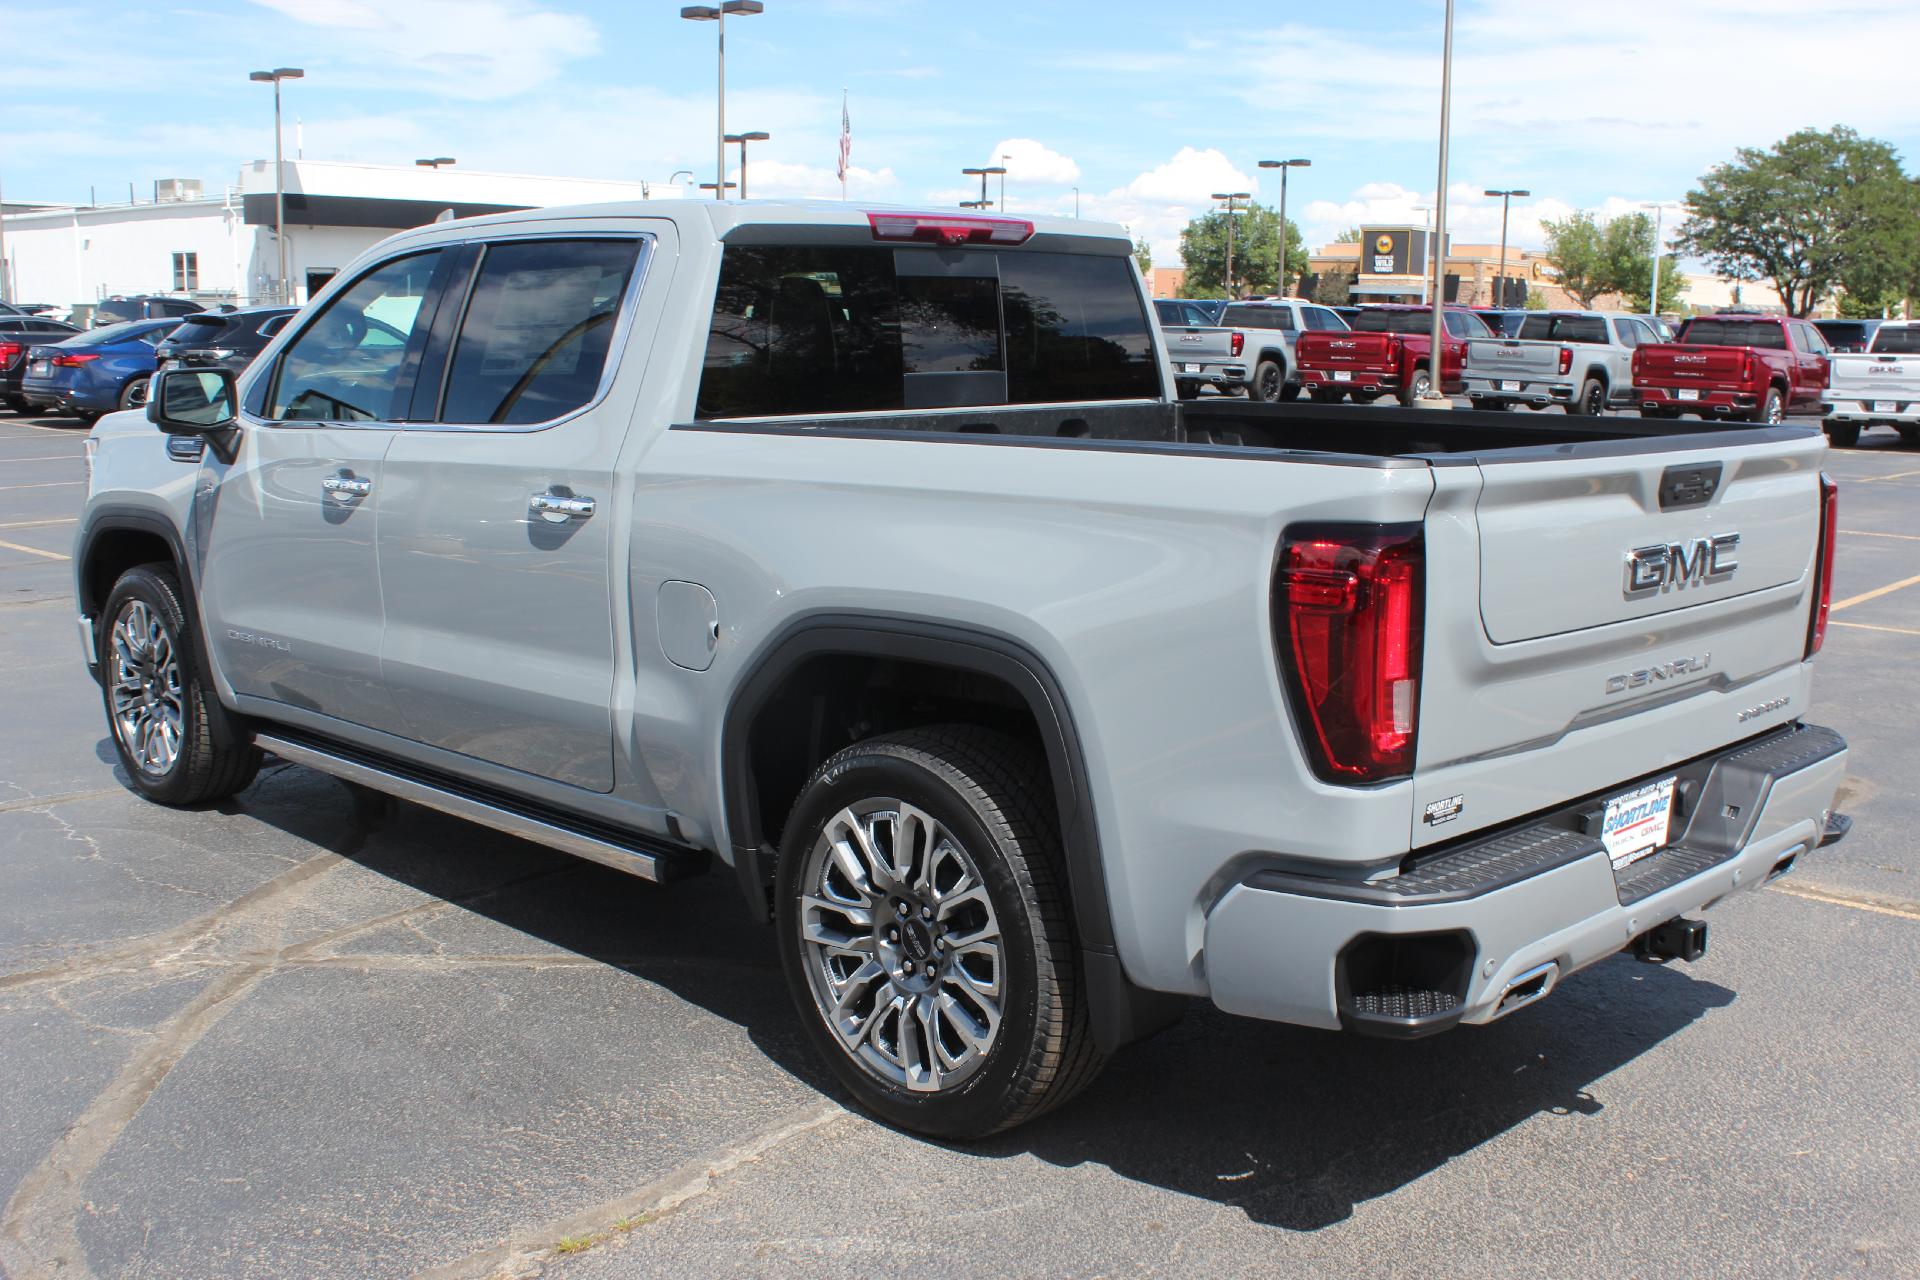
[77,202,1850,1138]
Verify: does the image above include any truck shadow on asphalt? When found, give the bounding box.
[221,766,1737,1236]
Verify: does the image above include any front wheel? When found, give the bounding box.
[1824,420,1862,449]
[99,565,261,805]
[775,727,1103,1139]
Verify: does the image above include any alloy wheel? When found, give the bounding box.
[797,798,1003,1093]
[108,600,184,776]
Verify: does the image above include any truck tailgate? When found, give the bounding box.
[1467,337,1562,380]
[1297,332,1396,373]
[1412,431,1827,847]
[1636,344,1748,388]
[1163,326,1237,361]
[1830,352,1920,400]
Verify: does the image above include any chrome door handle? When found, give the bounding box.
[530,492,596,523]
[322,474,372,501]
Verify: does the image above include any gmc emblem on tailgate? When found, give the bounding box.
[1624,534,1740,596]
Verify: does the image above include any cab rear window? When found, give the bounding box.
[1517,315,1608,344]
[1680,320,1787,349]
[696,245,1159,418]
[1871,327,1920,354]
[1350,310,1433,335]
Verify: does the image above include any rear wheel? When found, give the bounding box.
[1307,387,1347,404]
[1475,398,1512,412]
[1400,369,1434,407]
[1571,377,1606,417]
[1278,380,1302,403]
[1174,379,1199,400]
[3,395,29,414]
[1751,387,1785,425]
[1824,420,1862,449]
[1897,425,1920,447]
[99,565,261,806]
[119,376,150,412]
[1251,359,1286,403]
[775,726,1102,1139]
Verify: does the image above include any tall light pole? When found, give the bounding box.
[1212,192,1251,297]
[1000,153,1011,213]
[725,131,769,199]
[1644,200,1681,317]
[681,2,764,201]
[961,165,1005,209]
[1072,186,1080,218]
[1414,203,1434,304]
[1258,158,1310,296]
[1422,0,1455,404]
[249,67,303,303]
[1484,187,1529,308]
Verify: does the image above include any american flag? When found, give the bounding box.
[836,90,851,196]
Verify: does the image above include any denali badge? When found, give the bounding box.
[1624,533,1740,595]
[1605,653,1711,696]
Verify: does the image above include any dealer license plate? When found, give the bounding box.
[1675,388,1700,401]
[30,360,49,376]
[1179,363,1201,373]
[1875,401,1898,413]
[1498,380,1521,392]
[1601,777,1676,870]
[1333,370,1353,382]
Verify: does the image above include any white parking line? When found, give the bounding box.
[1856,467,1920,482]
[1830,620,1920,637]
[0,455,84,464]
[1831,572,1920,613]
[0,517,77,531]
[1838,529,1920,542]
[0,537,69,561]
[0,480,83,491]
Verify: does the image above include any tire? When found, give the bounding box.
[98,564,261,806]
[1897,425,1919,447]
[774,726,1103,1139]
[1400,369,1434,408]
[1307,387,1346,404]
[1751,387,1785,425]
[119,376,150,412]
[1475,398,1512,412]
[4,395,29,414]
[1251,359,1286,403]
[1570,377,1606,417]
[1174,379,1198,400]
[1824,420,1862,449]
[1278,380,1302,403]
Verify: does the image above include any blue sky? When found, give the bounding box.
[8,0,1920,264]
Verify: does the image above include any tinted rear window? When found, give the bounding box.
[1220,305,1293,331]
[167,318,233,346]
[1517,315,1609,344]
[696,245,1158,418]
[1680,319,1787,349]
[1871,327,1920,354]
[1351,310,1434,335]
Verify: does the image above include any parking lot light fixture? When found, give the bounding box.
[415,157,457,169]
[682,1,765,201]
[1212,192,1251,297]
[959,199,992,210]
[961,165,1006,208]
[1423,0,1455,404]
[698,181,739,199]
[724,131,770,198]
[249,68,304,305]
[1484,187,1529,308]
[1258,159,1310,295]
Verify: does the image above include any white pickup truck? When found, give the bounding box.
[81,201,1850,1138]
[1152,299,1247,398]
[1823,319,1920,447]
[1463,311,1665,415]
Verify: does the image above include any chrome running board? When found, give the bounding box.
[255,731,704,883]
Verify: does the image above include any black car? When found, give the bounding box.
[92,295,204,327]
[1813,318,1883,354]
[0,314,82,412]
[154,306,299,378]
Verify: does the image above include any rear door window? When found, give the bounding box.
[269,250,443,421]
[438,238,641,425]
[1302,306,1347,331]
[696,244,1157,418]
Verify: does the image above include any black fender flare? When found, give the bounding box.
[721,612,1178,1052]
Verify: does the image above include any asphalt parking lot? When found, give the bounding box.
[0,409,1916,1280]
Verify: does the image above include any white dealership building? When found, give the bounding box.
[0,161,671,316]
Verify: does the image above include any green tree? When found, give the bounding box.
[1312,268,1355,305]
[1541,211,1612,308]
[1678,125,1920,317]
[1179,202,1307,297]
[1542,210,1688,313]
[1133,237,1152,276]
[1333,227,1362,244]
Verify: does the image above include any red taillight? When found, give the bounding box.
[1744,353,1758,383]
[0,342,20,362]
[1276,524,1425,784]
[1558,346,1573,375]
[866,211,1033,246]
[1807,473,1839,657]
[1230,331,1245,358]
[53,353,100,367]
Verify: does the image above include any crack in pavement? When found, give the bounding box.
[411,1100,849,1280]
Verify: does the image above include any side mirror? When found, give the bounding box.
[148,366,240,461]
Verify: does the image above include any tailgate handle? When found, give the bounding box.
[1659,463,1722,511]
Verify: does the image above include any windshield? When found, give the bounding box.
[1871,327,1920,354]
[1350,310,1434,335]
[1680,319,1787,350]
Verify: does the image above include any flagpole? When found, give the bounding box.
[839,87,848,201]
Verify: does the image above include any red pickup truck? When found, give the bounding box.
[1631,315,1832,424]
[1294,305,1490,407]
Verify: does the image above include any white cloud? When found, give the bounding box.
[742,160,898,200]
[247,0,598,99]
[984,138,1081,185]
[1123,147,1255,205]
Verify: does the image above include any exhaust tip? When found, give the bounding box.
[1493,961,1559,1018]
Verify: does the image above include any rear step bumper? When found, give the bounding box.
[1203,723,1848,1037]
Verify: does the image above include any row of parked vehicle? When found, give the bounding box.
[1149,295,1916,444]
[0,304,295,422]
